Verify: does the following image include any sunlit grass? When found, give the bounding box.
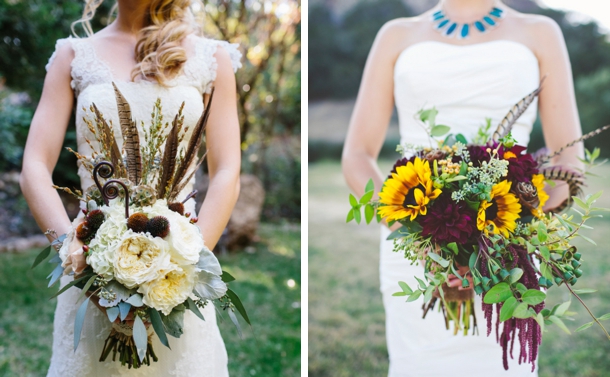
[0,223,301,377]
[308,160,610,377]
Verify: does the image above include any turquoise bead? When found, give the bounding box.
[437,19,450,29]
[446,22,458,35]
[483,16,496,26]
[474,21,485,32]
[490,9,503,17]
[460,24,469,38]
[433,13,445,21]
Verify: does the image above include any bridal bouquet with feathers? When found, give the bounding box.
[347,85,610,370]
[33,83,249,369]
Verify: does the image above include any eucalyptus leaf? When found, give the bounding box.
[47,264,64,288]
[598,313,610,321]
[98,280,134,307]
[415,276,427,290]
[148,308,170,348]
[32,246,51,269]
[50,273,92,299]
[221,270,236,283]
[406,290,422,302]
[161,305,186,338]
[74,297,90,351]
[553,301,571,317]
[197,247,222,276]
[133,315,148,362]
[578,234,597,245]
[186,297,205,321]
[76,275,98,303]
[572,196,588,211]
[106,306,120,323]
[398,281,413,295]
[428,252,449,268]
[549,315,571,334]
[228,309,243,338]
[125,294,144,307]
[118,301,131,321]
[48,253,62,264]
[573,288,597,294]
[575,322,594,332]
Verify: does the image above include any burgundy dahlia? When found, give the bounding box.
[467,145,491,167]
[500,145,538,183]
[388,155,417,178]
[420,194,478,244]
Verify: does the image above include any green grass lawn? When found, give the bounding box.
[0,223,301,377]
[309,160,610,377]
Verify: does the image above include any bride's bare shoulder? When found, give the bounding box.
[510,11,565,49]
[373,16,427,54]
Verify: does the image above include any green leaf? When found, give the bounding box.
[536,312,545,332]
[456,134,468,144]
[398,281,413,295]
[161,305,185,338]
[186,297,205,321]
[419,108,437,124]
[365,178,374,193]
[430,125,451,137]
[386,226,406,240]
[415,276,427,290]
[349,194,358,207]
[522,290,546,305]
[537,222,548,243]
[133,315,148,362]
[468,252,477,271]
[540,263,554,282]
[360,190,374,204]
[572,196,588,211]
[586,191,603,206]
[499,297,519,322]
[148,308,170,348]
[549,315,571,334]
[509,268,523,284]
[483,282,512,304]
[446,242,458,255]
[578,234,597,245]
[392,292,408,296]
[226,288,251,325]
[365,204,375,224]
[516,283,528,294]
[513,302,533,319]
[346,210,354,223]
[47,264,64,288]
[50,273,92,299]
[575,322,594,332]
[539,246,550,262]
[76,275,98,303]
[221,270,236,283]
[353,208,361,224]
[74,297,90,351]
[428,252,450,268]
[106,306,120,323]
[598,313,610,321]
[424,285,435,303]
[406,290,422,302]
[553,301,571,317]
[573,288,597,294]
[32,246,52,269]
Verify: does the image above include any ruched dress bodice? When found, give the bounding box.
[44,34,241,377]
[381,40,540,377]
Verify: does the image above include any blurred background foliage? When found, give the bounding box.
[0,0,301,223]
[308,0,610,159]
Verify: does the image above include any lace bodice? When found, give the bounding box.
[394,40,540,148]
[45,34,240,377]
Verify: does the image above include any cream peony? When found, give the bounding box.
[144,199,204,266]
[138,265,197,315]
[113,230,172,288]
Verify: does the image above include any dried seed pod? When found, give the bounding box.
[86,209,106,231]
[168,202,185,215]
[76,222,92,241]
[147,216,170,238]
[513,181,540,211]
[127,212,149,233]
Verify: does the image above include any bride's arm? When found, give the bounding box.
[532,17,585,209]
[196,47,241,249]
[20,43,76,242]
[342,21,407,198]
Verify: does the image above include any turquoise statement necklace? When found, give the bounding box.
[432,6,504,39]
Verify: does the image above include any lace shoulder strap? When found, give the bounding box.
[45,37,113,97]
[194,37,243,94]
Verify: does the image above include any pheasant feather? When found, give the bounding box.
[92,103,125,178]
[157,113,181,198]
[538,124,610,164]
[112,82,142,185]
[540,166,585,213]
[170,88,215,199]
[491,78,545,144]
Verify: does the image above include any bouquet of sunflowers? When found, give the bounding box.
[33,84,249,369]
[347,85,610,370]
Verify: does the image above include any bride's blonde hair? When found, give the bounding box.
[71,0,202,85]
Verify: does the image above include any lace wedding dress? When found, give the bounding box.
[44,34,241,377]
[381,40,540,376]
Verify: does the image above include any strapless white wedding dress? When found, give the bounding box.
[381,40,539,376]
[44,34,241,377]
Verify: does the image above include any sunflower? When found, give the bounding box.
[531,174,549,218]
[378,157,442,222]
[477,180,521,237]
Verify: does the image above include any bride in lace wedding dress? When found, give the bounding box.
[342,0,583,376]
[20,1,241,376]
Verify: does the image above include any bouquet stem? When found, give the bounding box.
[423,284,478,335]
[100,322,158,368]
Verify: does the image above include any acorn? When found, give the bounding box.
[147,216,170,238]
[168,202,185,215]
[127,212,149,233]
[76,222,92,241]
[86,209,105,230]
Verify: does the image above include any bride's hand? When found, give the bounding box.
[62,218,88,275]
[447,264,474,291]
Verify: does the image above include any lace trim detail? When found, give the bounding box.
[197,38,243,94]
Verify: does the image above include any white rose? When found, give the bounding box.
[86,201,129,278]
[138,264,197,315]
[113,230,172,288]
